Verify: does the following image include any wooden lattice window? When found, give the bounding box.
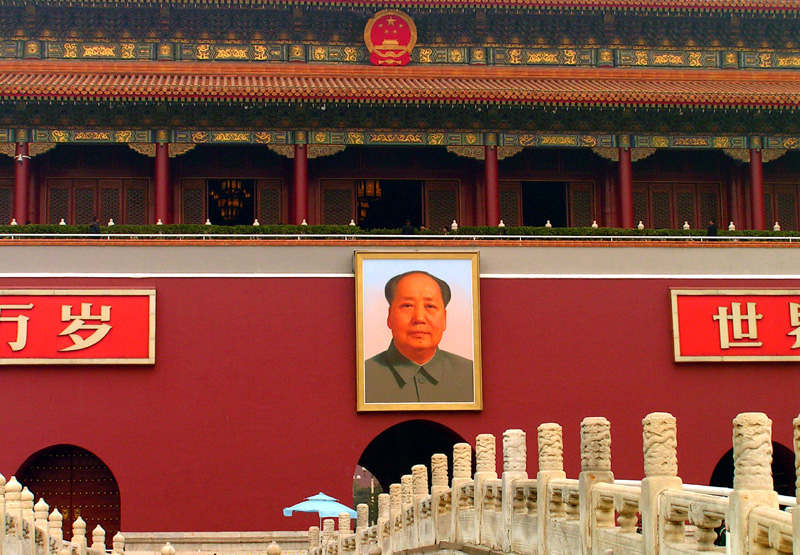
[568,182,593,227]
[632,187,648,227]
[125,185,148,225]
[48,186,70,224]
[764,191,774,228]
[100,186,121,225]
[425,180,459,232]
[257,179,282,225]
[320,179,354,225]
[675,188,695,229]
[765,184,799,231]
[499,182,520,227]
[0,180,12,225]
[181,180,206,224]
[699,188,720,228]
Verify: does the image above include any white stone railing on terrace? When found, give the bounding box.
[0,474,124,555]
[308,412,800,555]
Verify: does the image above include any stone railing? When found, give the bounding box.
[308,412,798,555]
[0,473,124,555]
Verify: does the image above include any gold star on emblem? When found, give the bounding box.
[386,16,396,25]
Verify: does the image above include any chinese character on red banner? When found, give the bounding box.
[671,290,800,361]
[0,290,155,364]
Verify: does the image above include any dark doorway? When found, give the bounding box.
[208,179,255,225]
[358,180,423,230]
[17,445,121,540]
[522,181,568,227]
[358,420,472,492]
[709,442,796,497]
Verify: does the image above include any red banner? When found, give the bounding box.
[0,290,155,364]
[671,289,800,361]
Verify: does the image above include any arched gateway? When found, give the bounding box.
[358,420,471,492]
[16,445,120,540]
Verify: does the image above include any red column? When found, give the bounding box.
[749,148,765,230]
[13,142,30,224]
[293,144,308,225]
[155,142,170,224]
[484,145,499,226]
[737,166,748,229]
[618,147,634,228]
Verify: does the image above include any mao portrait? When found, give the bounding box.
[355,252,482,411]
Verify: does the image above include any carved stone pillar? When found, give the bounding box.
[537,423,566,555]
[474,434,497,545]
[484,145,499,226]
[749,149,766,230]
[154,142,171,224]
[501,429,527,551]
[356,503,368,534]
[579,417,613,555]
[641,413,682,555]
[617,147,634,228]
[13,142,30,224]
[431,454,448,495]
[308,526,320,550]
[388,482,401,550]
[727,412,778,555]
[293,143,308,225]
[451,443,472,543]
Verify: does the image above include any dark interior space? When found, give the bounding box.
[522,181,568,227]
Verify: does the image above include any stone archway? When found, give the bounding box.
[16,445,120,540]
[357,420,471,492]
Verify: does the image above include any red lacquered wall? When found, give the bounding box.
[0,275,797,532]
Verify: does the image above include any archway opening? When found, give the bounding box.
[709,441,796,497]
[16,445,120,541]
[357,420,472,498]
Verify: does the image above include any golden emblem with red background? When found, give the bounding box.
[364,9,417,66]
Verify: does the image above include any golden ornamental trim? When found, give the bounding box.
[446,145,522,160]
[169,144,196,158]
[129,143,155,157]
[724,148,786,163]
[268,144,346,159]
[29,143,56,157]
[129,143,197,158]
[0,143,56,158]
[592,147,656,162]
[0,144,15,158]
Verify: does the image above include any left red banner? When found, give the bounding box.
[0,290,155,364]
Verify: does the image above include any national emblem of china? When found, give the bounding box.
[364,9,417,66]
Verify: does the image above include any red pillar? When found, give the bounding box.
[293,144,308,225]
[737,166,748,229]
[618,147,634,228]
[749,148,765,231]
[484,145,499,226]
[155,142,170,224]
[13,142,30,224]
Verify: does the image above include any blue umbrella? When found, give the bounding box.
[283,492,357,518]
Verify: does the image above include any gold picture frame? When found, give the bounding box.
[355,252,482,412]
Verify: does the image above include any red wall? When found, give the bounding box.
[0,275,797,531]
